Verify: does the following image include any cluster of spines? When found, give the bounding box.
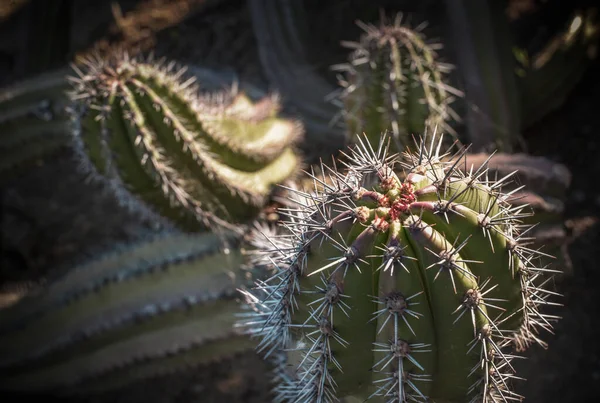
[67,51,302,231]
[239,134,560,402]
[332,13,462,152]
[0,232,254,394]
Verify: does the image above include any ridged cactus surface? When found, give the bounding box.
[0,232,254,395]
[68,52,302,231]
[240,135,559,402]
[334,15,460,152]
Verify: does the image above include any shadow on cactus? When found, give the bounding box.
[238,134,560,402]
[332,14,463,153]
[67,51,303,232]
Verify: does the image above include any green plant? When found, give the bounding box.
[0,69,72,176]
[68,51,302,231]
[239,134,559,402]
[335,15,461,153]
[0,231,255,394]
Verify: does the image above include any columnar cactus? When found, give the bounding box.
[334,14,461,152]
[240,135,559,402]
[0,69,71,176]
[0,232,254,394]
[68,51,302,231]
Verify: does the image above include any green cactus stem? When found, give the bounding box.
[0,69,72,176]
[0,232,255,395]
[334,14,462,153]
[239,134,559,402]
[68,51,303,231]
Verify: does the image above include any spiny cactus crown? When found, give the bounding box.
[333,13,461,152]
[239,134,559,403]
[67,51,302,231]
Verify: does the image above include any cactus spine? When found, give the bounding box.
[0,69,72,176]
[68,51,302,231]
[334,15,461,152]
[0,232,255,394]
[240,135,559,402]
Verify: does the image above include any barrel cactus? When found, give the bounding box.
[239,134,559,402]
[68,51,302,231]
[334,14,461,152]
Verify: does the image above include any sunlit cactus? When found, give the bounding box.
[239,134,559,402]
[68,51,303,231]
[333,14,461,152]
[0,232,254,394]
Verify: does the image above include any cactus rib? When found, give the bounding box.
[239,134,559,402]
[0,232,255,394]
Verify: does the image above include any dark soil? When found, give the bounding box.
[1,1,599,402]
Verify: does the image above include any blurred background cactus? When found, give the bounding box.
[68,50,301,231]
[0,231,255,394]
[333,14,461,152]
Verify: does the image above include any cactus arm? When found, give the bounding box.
[338,16,460,153]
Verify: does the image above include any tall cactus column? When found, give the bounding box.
[334,14,462,152]
[68,52,302,231]
[240,135,559,402]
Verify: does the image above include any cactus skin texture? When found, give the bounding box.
[0,232,255,395]
[334,14,461,153]
[0,69,72,176]
[239,134,559,402]
[68,51,302,231]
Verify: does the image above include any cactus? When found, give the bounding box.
[239,134,559,402]
[334,14,461,153]
[463,152,572,277]
[0,69,72,176]
[68,51,302,231]
[0,231,255,395]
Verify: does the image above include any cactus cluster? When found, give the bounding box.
[240,135,559,402]
[0,232,254,394]
[333,14,461,153]
[67,51,302,231]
